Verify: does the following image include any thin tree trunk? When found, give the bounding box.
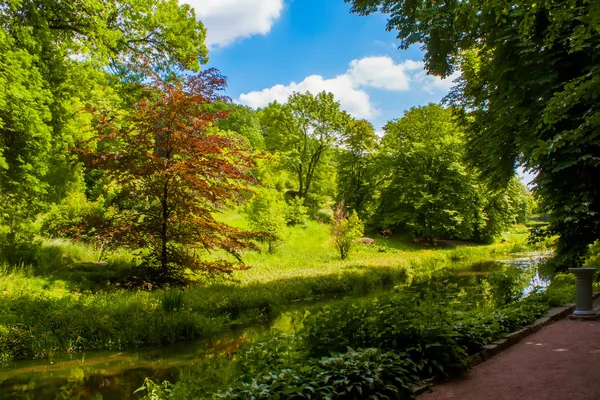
[161,181,169,273]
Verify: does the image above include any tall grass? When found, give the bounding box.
[0,215,542,364]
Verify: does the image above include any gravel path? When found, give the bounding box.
[420,317,600,400]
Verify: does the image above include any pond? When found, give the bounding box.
[0,253,550,399]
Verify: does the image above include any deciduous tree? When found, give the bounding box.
[337,119,379,218]
[260,91,350,200]
[347,0,600,267]
[81,69,260,282]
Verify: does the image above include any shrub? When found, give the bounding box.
[584,240,600,270]
[285,197,308,227]
[331,205,364,260]
[313,208,333,224]
[216,348,418,400]
[245,189,287,253]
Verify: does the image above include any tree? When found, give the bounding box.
[80,69,260,283]
[331,205,364,260]
[216,104,265,151]
[0,0,209,261]
[377,105,477,241]
[260,91,350,200]
[376,104,518,243]
[246,189,287,253]
[346,0,600,268]
[337,119,379,218]
[285,197,309,227]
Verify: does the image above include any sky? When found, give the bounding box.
[182,0,460,132]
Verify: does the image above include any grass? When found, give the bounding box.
[0,215,550,364]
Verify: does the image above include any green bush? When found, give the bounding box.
[584,240,600,270]
[139,279,553,400]
[245,189,287,253]
[221,348,417,400]
[285,197,308,227]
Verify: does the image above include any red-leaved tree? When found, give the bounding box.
[80,68,260,283]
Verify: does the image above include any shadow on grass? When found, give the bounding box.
[27,242,137,292]
[364,232,488,252]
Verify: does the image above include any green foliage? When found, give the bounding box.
[0,0,209,266]
[0,221,535,365]
[331,206,365,260]
[216,104,266,151]
[542,273,576,307]
[337,119,380,218]
[583,240,600,269]
[285,197,309,227]
[136,378,175,400]
[161,290,185,313]
[260,91,350,200]
[217,348,417,400]
[141,267,553,400]
[375,104,520,243]
[347,0,600,269]
[313,208,333,224]
[246,189,287,253]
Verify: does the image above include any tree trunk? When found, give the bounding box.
[161,181,169,274]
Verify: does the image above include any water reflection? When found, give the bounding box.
[0,253,550,399]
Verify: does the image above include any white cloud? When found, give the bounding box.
[238,56,460,119]
[413,69,461,94]
[239,74,378,119]
[182,0,283,47]
[348,57,422,91]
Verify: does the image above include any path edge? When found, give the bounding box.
[413,291,600,396]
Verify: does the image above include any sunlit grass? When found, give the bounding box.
[0,212,547,363]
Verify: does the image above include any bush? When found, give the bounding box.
[331,206,364,260]
[139,279,553,399]
[313,208,333,224]
[285,197,308,227]
[245,189,287,253]
[216,348,418,400]
[584,240,600,270]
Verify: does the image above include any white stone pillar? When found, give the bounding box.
[569,268,597,317]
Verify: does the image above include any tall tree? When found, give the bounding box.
[337,119,379,218]
[260,91,350,200]
[80,69,259,282]
[377,105,479,241]
[376,104,519,243]
[347,0,600,267]
[0,0,208,260]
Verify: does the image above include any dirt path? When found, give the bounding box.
[420,318,600,400]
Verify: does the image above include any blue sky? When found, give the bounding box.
[185,0,459,131]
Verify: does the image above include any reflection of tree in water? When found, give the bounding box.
[0,333,255,400]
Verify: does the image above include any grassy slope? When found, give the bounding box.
[0,214,540,363]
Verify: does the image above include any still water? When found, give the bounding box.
[0,254,549,399]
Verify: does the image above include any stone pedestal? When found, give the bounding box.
[568,268,597,318]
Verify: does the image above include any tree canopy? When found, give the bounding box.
[260,91,350,201]
[0,0,209,261]
[347,0,600,267]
